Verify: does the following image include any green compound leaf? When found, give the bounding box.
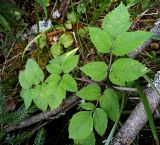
[47,48,79,74]
[109,58,149,86]
[67,11,77,24]
[50,42,63,58]
[89,27,112,53]
[112,31,152,56]
[93,108,108,136]
[63,55,79,73]
[25,59,44,85]
[20,89,32,109]
[47,83,66,109]
[69,111,93,140]
[74,132,96,145]
[76,84,101,101]
[19,59,44,89]
[32,85,48,111]
[80,102,96,111]
[59,33,73,48]
[60,74,77,92]
[19,71,32,89]
[45,74,61,83]
[100,89,119,121]
[102,2,131,38]
[46,62,62,74]
[80,61,107,81]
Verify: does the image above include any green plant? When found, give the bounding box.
[0,83,35,145]
[0,0,21,35]
[19,48,79,111]
[34,128,46,145]
[19,2,153,144]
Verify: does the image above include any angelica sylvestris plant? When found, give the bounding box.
[19,2,152,145]
[69,2,152,144]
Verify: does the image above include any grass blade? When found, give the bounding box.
[135,81,159,145]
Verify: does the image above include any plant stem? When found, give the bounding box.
[103,93,126,145]
[75,77,137,92]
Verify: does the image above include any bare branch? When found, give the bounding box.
[110,88,160,145]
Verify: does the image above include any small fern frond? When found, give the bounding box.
[34,128,46,145]
[0,106,35,125]
[5,131,33,145]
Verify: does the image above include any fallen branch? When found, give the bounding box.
[5,95,80,132]
[110,87,160,145]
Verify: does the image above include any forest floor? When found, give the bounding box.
[0,0,160,145]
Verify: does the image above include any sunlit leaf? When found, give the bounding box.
[20,89,32,109]
[60,74,77,92]
[93,108,108,136]
[50,42,63,58]
[25,59,44,85]
[109,58,149,86]
[76,84,100,100]
[89,27,112,53]
[80,61,107,81]
[80,102,96,111]
[102,2,131,38]
[63,55,79,73]
[112,31,152,56]
[100,89,119,121]
[59,33,73,48]
[69,111,93,139]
